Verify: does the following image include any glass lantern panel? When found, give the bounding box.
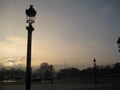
[26,16,34,24]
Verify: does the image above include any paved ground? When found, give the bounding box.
[0,83,120,90]
[0,78,120,90]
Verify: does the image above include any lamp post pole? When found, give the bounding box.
[26,24,34,90]
[25,5,36,90]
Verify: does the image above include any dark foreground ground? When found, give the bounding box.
[0,78,120,90]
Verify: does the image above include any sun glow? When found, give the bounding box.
[9,62,13,66]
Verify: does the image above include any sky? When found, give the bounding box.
[0,0,120,69]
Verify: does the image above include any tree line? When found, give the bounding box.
[0,62,120,81]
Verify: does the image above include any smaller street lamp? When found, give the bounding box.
[93,58,98,84]
[50,65,53,84]
[117,37,120,52]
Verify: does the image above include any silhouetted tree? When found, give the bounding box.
[113,63,120,77]
[57,67,81,79]
[0,68,25,81]
[33,62,56,81]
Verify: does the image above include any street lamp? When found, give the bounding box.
[25,5,37,90]
[93,58,98,84]
[117,37,120,52]
[50,65,53,83]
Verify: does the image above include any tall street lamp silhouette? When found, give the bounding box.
[25,5,36,90]
[93,58,98,84]
[117,37,120,52]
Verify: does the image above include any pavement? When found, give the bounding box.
[0,83,120,90]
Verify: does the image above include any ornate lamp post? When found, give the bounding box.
[93,58,98,84]
[25,5,37,90]
[117,37,120,52]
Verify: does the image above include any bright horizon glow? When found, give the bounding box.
[0,0,120,69]
[9,62,13,66]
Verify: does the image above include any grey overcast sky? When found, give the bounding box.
[0,0,120,69]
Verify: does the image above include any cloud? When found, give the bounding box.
[7,36,26,45]
[0,36,26,57]
[0,56,25,67]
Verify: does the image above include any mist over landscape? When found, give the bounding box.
[0,0,120,90]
